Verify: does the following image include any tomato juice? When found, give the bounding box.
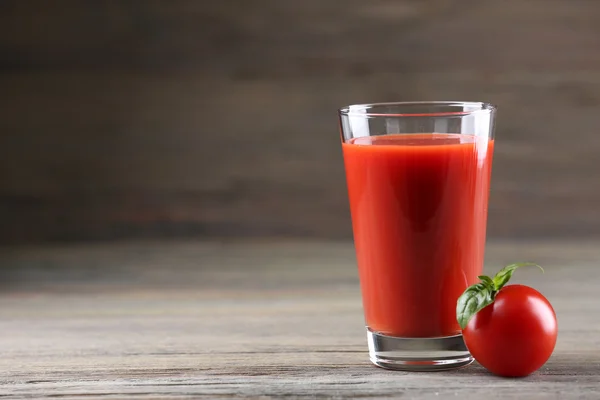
[342,133,494,337]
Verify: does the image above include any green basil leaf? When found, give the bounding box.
[456,281,495,329]
[478,275,494,287]
[492,262,544,291]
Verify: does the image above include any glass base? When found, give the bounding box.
[367,328,473,371]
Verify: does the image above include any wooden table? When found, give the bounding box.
[1,240,599,399]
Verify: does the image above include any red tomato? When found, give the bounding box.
[462,284,557,377]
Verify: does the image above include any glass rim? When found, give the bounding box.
[338,101,497,118]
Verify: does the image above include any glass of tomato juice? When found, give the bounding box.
[339,101,496,371]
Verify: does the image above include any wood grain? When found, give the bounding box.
[1,1,600,243]
[0,240,599,398]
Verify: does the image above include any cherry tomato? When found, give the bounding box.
[462,284,557,377]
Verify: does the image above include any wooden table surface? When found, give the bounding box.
[0,240,599,399]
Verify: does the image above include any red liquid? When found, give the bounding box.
[342,134,494,337]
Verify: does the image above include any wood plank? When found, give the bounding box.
[2,1,600,242]
[0,240,599,398]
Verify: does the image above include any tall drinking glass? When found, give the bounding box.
[339,101,496,371]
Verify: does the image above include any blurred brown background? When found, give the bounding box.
[1,0,599,244]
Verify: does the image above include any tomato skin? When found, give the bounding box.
[462,284,557,377]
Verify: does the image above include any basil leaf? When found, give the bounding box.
[478,275,494,287]
[456,262,544,330]
[456,281,495,329]
[492,262,544,291]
